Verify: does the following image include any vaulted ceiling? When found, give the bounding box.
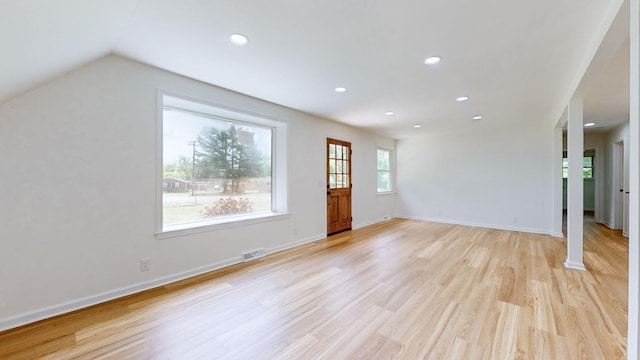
[0,0,630,138]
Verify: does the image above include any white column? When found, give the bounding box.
[627,0,639,357]
[552,127,564,237]
[565,99,586,271]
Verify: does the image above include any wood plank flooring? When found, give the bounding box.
[0,218,628,359]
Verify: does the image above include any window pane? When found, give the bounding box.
[377,171,390,192]
[562,158,568,168]
[583,157,593,167]
[329,174,336,188]
[336,145,343,159]
[377,149,390,171]
[562,168,568,178]
[336,160,343,173]
[343,147,349,161]
[329,159,336,174]
[336,174,343,188]
[344,175,349,188]
[377,149,392,192]
[329,144,335,158]
[583,167,593,178]
[163,108,272,228]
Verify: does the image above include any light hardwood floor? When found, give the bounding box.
[0,218,628,359]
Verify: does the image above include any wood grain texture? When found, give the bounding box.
[0,217,628,359]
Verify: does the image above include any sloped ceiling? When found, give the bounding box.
[0,0,628,138]
[0,0,139,104]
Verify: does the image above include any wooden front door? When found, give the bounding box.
[327,138,352,235]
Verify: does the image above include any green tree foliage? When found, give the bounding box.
[377,149,390,192]
[196,125,264,193]
[163,155,192,180]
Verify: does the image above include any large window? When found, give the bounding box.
[562,156,593,179]
[377,148,393,193]
[160,94,287,235]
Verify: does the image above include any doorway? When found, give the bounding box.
[614,140,629,236]
[327,138,352,235]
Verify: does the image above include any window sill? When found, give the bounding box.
[157,212,291,239]
[376,191,396,196]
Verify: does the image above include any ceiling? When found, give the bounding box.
[584,37,630,133]
[0,0,629,139]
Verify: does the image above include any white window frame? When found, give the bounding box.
[376,148,394,194]
[156,90,289,239]
[562,156,594,179]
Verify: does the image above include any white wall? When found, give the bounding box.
[0,55,395,330]
[601,122,630,228]
[395,124,553,234]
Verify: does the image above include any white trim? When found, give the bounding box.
[353,216,393,230]
[550,232,565,238]
[156,90,164,236]
[376,192,396,196]
[0,256,242,333]
[628,0,639,356]
[564,261,587,271]
[157,213,291,239]
[396,215,554,236]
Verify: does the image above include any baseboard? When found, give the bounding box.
[550,232,565,238]
[0,232,333,333]
[564,261,587,271]
[266,233,327,254]
[0,256,243,333]
[604,221,615,229]
[396,215,553,236]
[353,216,393,230]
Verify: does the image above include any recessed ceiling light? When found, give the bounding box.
[385,111,395,116]
[456,96,469,102]
[413,124,422,128]
[334,87,347,93]
[424,56,441,65]
[229,33,249,46]
[584,122,595,127]
[472,115,483,120]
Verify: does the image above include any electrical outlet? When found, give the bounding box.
[140,258,151,272]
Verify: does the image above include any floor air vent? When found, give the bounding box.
[242,248,266,262]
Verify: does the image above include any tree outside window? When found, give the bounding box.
[377,149,392,192]
[163,106,273,229]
